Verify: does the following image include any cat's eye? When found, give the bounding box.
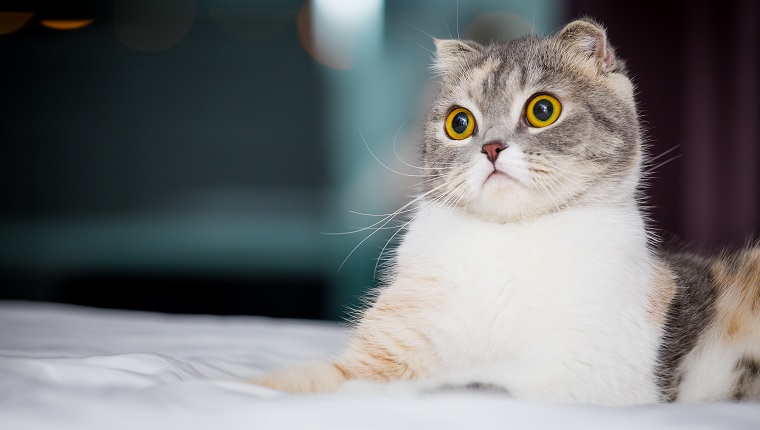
[526,94,561,128]
[445,107,476,140]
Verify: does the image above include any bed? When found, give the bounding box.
[1,301,758,429]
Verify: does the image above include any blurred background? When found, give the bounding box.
[0,0,757,321]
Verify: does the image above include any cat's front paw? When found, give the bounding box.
[249,361,347,394]
[249,373,302,393]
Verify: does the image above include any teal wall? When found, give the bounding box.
[0,0,566,320]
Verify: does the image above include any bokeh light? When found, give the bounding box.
[296,3,347,69]
[299,0,384,69]
[40,19,94,30]
[0,11,34,35]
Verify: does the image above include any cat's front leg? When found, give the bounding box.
[252,277,444,393]
[251,330,435,394]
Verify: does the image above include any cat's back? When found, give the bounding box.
[658,248,760,401]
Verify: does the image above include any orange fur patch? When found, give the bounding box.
[648,263,677,327]
[712,249,760,344]
[338,270,447,382]
[332,362,351,380]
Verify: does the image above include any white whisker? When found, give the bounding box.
[401,35,435,56]
[439,10,453,39]
[401,20,437,42]
[390,115,456,171]
[373,181,463,277]
[357,127,430,178]
[349,210,405,218]
[644,154,683,175]
[337,180,454,270]
[646,144,682,165]
[456,0,460,39]
[324,194,427,236]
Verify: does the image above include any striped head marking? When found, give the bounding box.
[422,19,641,222]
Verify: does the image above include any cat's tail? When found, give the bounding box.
[251,361,349,393]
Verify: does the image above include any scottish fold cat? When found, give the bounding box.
[254,19,760,405]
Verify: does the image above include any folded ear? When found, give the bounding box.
[432,39,483,76]
[556,18,624,74]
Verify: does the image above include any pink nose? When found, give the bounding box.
[481,141,505,163]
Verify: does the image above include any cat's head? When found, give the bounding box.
[421,18,641,223]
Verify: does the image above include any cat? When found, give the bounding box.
[253,18,760,405]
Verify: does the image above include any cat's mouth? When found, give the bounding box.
[485,169,522,186]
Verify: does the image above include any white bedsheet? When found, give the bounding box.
[1,301,758,430]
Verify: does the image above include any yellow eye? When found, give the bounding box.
[445,107,476,140]
[525,94,561,128]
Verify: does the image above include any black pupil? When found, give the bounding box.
[533,99,554,121]
[452,112,469,134]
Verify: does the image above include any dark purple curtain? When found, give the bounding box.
[571,0,760,251]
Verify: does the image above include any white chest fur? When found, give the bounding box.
[390,203,663,404]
